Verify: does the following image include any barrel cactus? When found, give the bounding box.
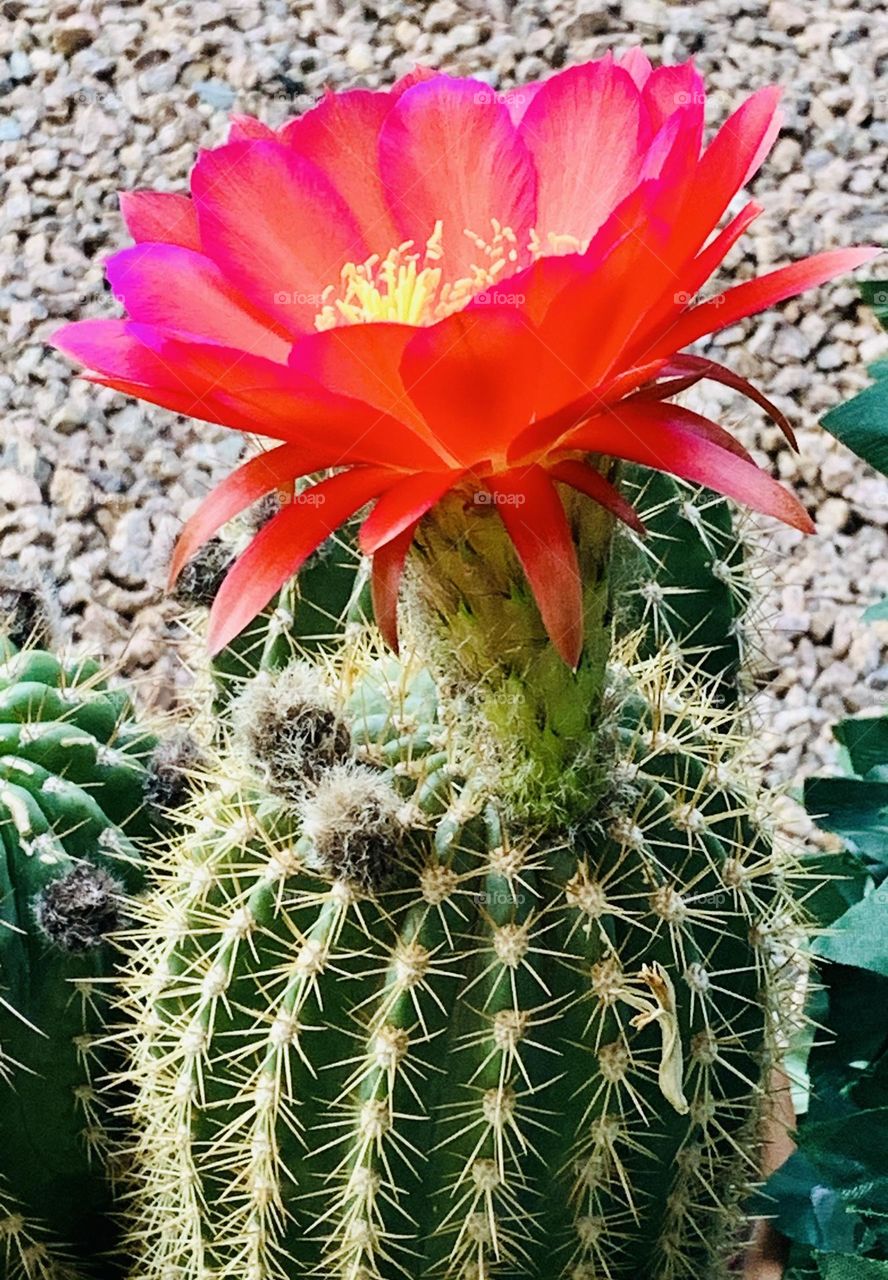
[111,471,808,1280]
[0,637,190,1279]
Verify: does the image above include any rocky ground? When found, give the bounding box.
[1,0,886,825]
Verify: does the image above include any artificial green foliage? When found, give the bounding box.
[821,281,888,477]
[764,703,888,1279]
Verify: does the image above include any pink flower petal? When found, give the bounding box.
[105,245,292,361]
[119,191,200,250]
[518,59,648,244]
[280,89,400,253]
[227,115,276,142]
[642,61,705,135]
[207,466,398,654]
[379,76,537,283]
[617,48,654,87]
[191,140,368,336]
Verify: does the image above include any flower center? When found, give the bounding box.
[314,221,586,331]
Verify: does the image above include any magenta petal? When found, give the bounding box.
[191,140,368,336]
[379,76,538,282]
[228,115,276,142]
[105,245,292,360]
[519,60,648,245]
[280,89,399,254]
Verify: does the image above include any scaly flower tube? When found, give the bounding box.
[53,52,877,665]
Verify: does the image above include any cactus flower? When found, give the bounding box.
[52,53,876,664]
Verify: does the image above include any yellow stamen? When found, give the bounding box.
[314,219,589,332]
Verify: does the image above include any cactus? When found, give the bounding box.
[116,478,804,1280]
[0,637,192,1279]
[172,506,364,712]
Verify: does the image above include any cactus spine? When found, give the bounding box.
[119,479,801,1280]
[0,638,186,1279]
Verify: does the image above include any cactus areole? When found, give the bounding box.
[52,50,876,1280]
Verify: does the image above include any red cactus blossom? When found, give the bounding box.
[52,52,877,666]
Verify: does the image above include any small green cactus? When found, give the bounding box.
[0,637,190,1279]
[117,484,803,1280]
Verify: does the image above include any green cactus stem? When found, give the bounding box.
[119,482,803,1280]
[0,638,192,1278]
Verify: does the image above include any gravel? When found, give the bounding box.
[1,0,886,823]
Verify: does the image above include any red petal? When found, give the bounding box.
[168,442,329,587]
[207,466,397,654]
[649,247,881,357]
[654,353,797,448]
[119,191,200,250]
[378,77,537,283]
[485,467,584,668]
[191,140,368,336]
[568,399,756,463]
[547,459,646,534]
[567,402,814,533]
[127,325,443,468]
[622,200,762,362]
[680,88,781,256]
[370,523,417,654]
[359,470,463,555]
[400,308,568,465]
[288,322,435,444]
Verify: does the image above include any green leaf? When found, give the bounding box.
[863,597,888,623]
[761,1149,858,1252]
[799,849,870,929]
[834,717,888,780]
[821,378,888,479]
[814,881,888,976]
[806,964,888,1115]
[820,1256,888,1280]
[803,775,888,862]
